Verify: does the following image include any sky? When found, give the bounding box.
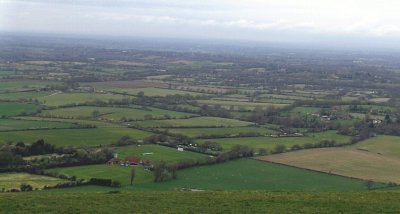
[2,0,400,48]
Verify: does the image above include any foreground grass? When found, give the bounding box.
[1,191,400,213]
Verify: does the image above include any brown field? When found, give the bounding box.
[90,80,167,88]
[258,147,400,183]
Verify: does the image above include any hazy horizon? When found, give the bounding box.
[2,0,400,49]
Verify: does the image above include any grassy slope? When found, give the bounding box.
[1,191,400,213]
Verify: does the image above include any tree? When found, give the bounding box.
[130,167,136,185]
[365,180,374,190]
[91,110,100,118]
[20,184,33,192]
[272,144,286,154]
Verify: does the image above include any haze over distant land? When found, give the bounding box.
[1,0,400,49]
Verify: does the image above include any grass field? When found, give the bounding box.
[0,127,153,146]
[0,118,79,131]
[132,116,253,128]
[2,191,400,213]
[197,131,351,152]
[197,99,288,110]
[0,102,38,117]
[0,91,52,101]
[40,106,195,121]
[38,92,130,106]
[47,165,153,187]
[259,146,400,183]
[45,159,374,191]
[0,173,66,190]
[99,87,205,97]
[162,126,277,138]
[114,144,211,163]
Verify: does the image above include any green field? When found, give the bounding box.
[98,87,205,97]
[47,165,153,187]
[162,126,277,138]
[114,144,211,163]
[40,106,195,121]
[38,92,130,106]
[132,116,253,128]
[0,118,79,131]
[0,173,66,190]
[0,91,52,101]
[0,127,153,146]
[197,131,351,152]
[46,159,373,191]
[197,99,288,110]
[0,102,38,117]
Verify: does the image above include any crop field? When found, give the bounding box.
[162,126,277,138]
[260,145,400,183]
[0,80,57,91]
[0,173,66,190]
[40,106,195,121]
[37,92,130,106]
[0,118,79,131]
[349,135,400,158]
[132,116,253,128]
[114,144,211,163]
[0,127,153,146]
[197,131,351,152]
[0,102,38,117]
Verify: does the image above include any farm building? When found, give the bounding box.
[124,156,141,165]
[107,157,121,165]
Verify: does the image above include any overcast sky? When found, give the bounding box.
[2,0,400,48]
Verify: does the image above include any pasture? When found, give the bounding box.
[197,131,351,152]
[0,173,66,190]
[40,106,194,121]
[0,127,153,146]
[162,126,277,138]
[152,159,372,191]
[114,144,211,163]
[0,118,79,131]
[196,99,288,110]
[37,92,130,106]
[0,102,38,117]
[99,87,205,97]
[132,116,253,128]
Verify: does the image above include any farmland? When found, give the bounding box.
[0,127,153,146]
[132,116,253,128]
[197,131,351,152]
[259,137,400,183]
[40,106,195,121]
[0,173,66,190]
[1,34,400,212]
